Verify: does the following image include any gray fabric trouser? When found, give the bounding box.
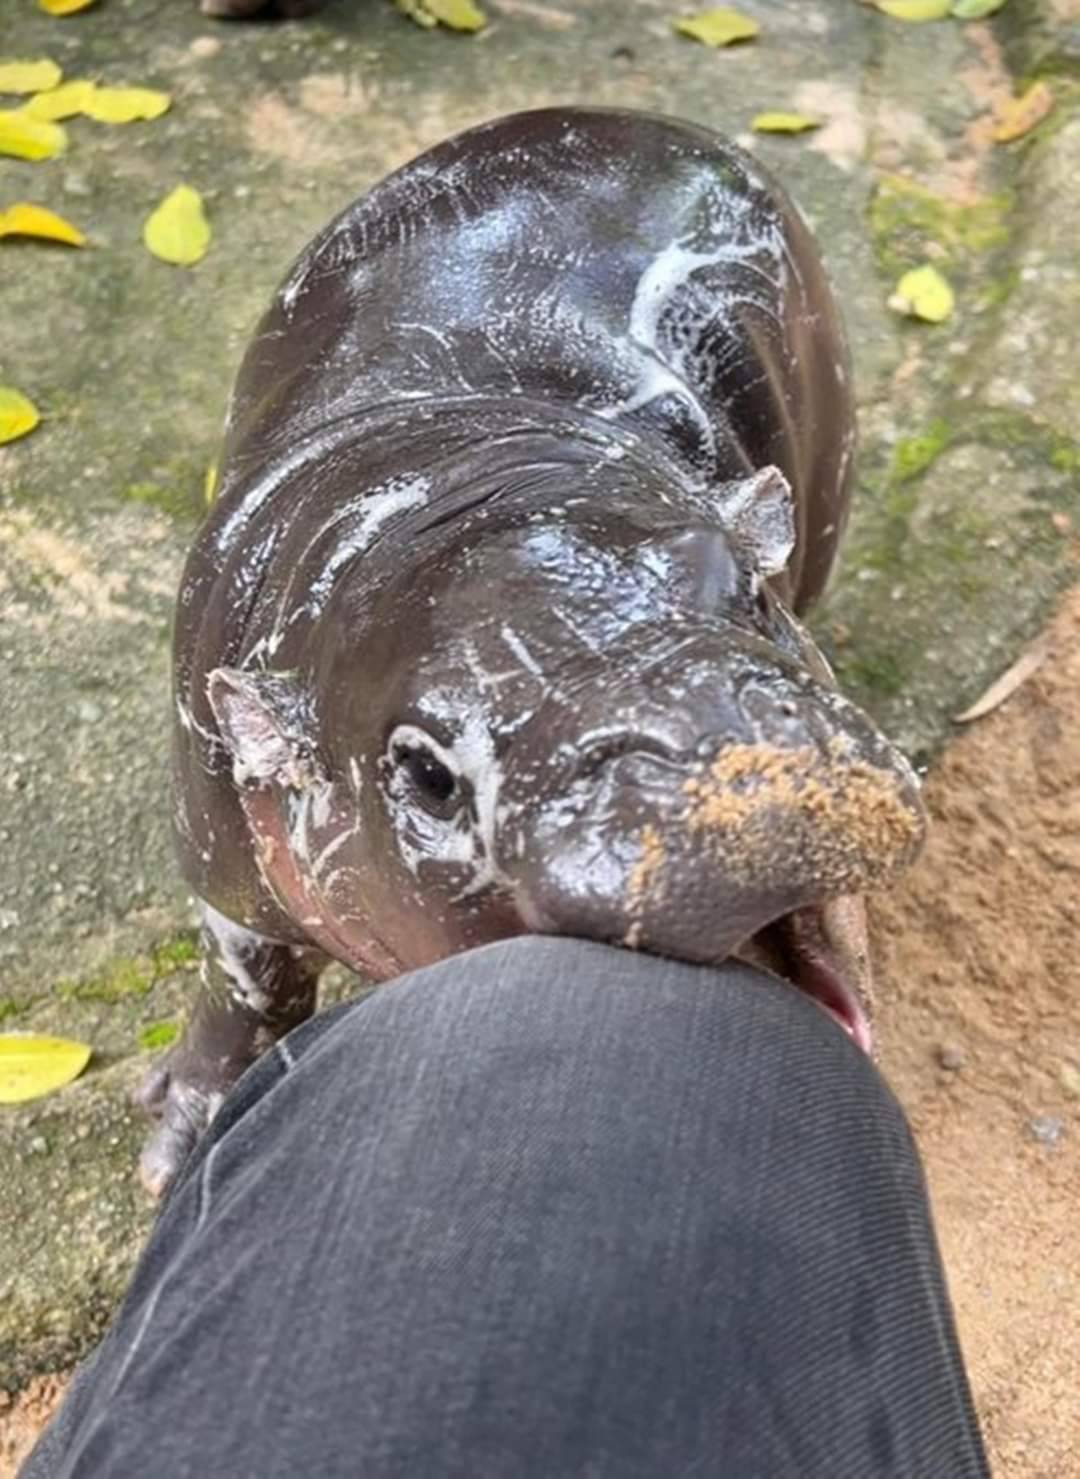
[24,937,989,1478]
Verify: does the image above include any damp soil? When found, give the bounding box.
[3,588,1079,1474]
[871,583,1080,1477]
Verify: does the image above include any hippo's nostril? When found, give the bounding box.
[579,735,636,778]
[740,684,810,736]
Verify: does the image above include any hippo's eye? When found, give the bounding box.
[392,740,460,816]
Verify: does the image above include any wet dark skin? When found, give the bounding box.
[199,0,324,18]
[139,108,927,1196]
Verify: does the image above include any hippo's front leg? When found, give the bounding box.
[136,904,325,1197]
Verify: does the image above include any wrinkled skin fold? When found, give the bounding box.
[140,108,926,1196]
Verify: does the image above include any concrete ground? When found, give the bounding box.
[1,0,1078,1465]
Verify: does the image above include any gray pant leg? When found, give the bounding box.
[23,937,988,1478]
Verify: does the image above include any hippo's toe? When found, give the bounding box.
[134,1051,227,1199]
[133,1057,171,1117]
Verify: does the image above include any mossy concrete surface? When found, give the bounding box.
[1,0,1078,1385]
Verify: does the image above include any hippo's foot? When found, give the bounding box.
[135,904,325,1197]
[200,0,324,18]
[135,1037,248,1199]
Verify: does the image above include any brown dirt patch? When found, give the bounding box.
[3,593,1078,1475]
[0,1376,67,1478]
[873,584,1080,1475]
[684,742,923,893]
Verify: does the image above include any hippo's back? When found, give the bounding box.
[213,108,854,610]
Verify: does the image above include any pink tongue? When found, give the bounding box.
[814,992,873,1055]
[732,919,874,1055]
[780,907,875,1056]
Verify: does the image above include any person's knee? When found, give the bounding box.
[344,933,876,1101]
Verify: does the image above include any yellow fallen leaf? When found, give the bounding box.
[83,85,171,124]
[24,78,96,121]
[0,59,63,94]
[875,0,950,17]
[39,0,98,13]
[0,1034,91,1104]
[394,0,487,29]
[752,112,822,134]
[674,7,760,45]
[0,386,41,444]
[888,264,955,323]
[993,81,1053,143]
[0,202,86,245]
[951,0,1007,15]
[0,110,67,160]
[205,459,219,505]
[143,184,211,267]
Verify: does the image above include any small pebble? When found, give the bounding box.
[76,700,103,724]
[1058,1064,1080,1100]
[28,1136,48,1155]
[936,1043,965,1071]
[190,36,221,58]
[1029,1115,1065,1148]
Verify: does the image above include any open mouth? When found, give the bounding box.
[736,901,874,1054]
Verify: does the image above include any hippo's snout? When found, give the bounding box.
[512,724,923,949]
[503,653,925,1051]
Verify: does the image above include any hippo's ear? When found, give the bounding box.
[718,465,795,578]
[207,668,324,791]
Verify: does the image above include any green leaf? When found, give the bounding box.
[888,264,955,323]
[138,1020,180,1051]
[143,185,211,267]
[673,7,760,46]
[0,386,41,444]
[0,1034,91,1104]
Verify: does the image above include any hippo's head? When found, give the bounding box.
[208,465,924,1054]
